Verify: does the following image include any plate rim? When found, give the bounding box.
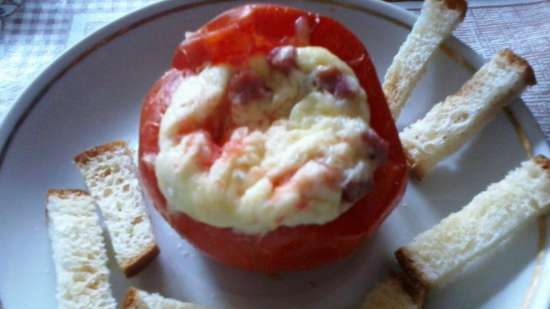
[0,0,548,308]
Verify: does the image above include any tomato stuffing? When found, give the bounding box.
[139,4,407,272]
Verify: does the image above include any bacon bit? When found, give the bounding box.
[228,70,272,105]
[314,66,358,99]
[174,112,227,145]
[182,99,232,146]
[267,46,297,73]
[175,119,198,142]
[342,179,373,204]
[203,102,232,144]
[362,130,389,165]
[341,131,388,204]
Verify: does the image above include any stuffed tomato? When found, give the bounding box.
[139,4,407,272]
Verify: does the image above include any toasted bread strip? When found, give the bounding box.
[46,189,116,309]
[122,287,207,309]
[400,49,536,179]
[360,274,427,309]
[75,141,159,277]
[396,156,550,288]
[383,0,467,119]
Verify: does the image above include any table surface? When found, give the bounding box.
[0,0,549,140]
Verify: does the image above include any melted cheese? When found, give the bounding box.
[155,47,379,234]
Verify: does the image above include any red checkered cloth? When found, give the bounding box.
[0,0,549,139]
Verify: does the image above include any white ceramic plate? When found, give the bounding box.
[0,1,549,308]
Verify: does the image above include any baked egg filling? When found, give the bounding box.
[154,46,387,234]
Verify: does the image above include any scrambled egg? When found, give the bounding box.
[154,47,381,234]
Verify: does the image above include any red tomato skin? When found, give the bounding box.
[139,4,408,272]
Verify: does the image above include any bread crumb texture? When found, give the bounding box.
[397,157,550,287]
[384,0,465,118]
[75,141,158,276]
[400,49,534,178]
[46,190,116,309]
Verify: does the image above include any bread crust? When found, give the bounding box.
[122,243,160,277]
[47,188,89,198]
[454,49,535,98]
[405,151,426,181]
[46,189,90,224]
[75,140,159,277]
[122,287,139,309]
[395,272,428,306]
[534,154,550,171]
[361,273,427,309]
[395,248,430,289]
[74,140,129,166]
[497,49,536,86]
[442,0,468,19]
